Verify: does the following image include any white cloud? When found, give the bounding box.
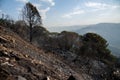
[62,7,85,18]
[37,0,55,19]
[85,2,119,11]
[62,11,84,18]
[33,3,42,8]
[16,0,29,3]
[39,7,50,19]
[41,0,55,6]
[111,5,120,9]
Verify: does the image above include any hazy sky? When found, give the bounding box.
[0,0,120,27]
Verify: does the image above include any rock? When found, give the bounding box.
[113,69,120,79]
[0,51,8,57]
[0,36,8,43]
[5,58,9,61]
[1,62,14,66]
[42,76,50,80]
[18,76,27,80]
[47,76,50,80]
[25,55,28,58]
[4,51,8,55]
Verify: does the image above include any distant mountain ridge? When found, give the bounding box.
[47,25,87,32]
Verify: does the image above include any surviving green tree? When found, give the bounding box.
[81,33,110,59]
[22,2,42,42]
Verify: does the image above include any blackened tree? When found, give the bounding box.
[22,2,42,42]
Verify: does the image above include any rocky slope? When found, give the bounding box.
[0,25,120,80]
[0,26,85,80]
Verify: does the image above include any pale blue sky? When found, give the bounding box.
[0,0,120,27]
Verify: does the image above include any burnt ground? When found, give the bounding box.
[0,26,85,80]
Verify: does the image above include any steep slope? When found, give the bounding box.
[0,26,85,80]
[0,25,120,80]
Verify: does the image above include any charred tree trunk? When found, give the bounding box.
[29,23,32,42]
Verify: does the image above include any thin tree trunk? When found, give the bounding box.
[30,23,32,42]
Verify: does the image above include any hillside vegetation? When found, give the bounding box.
[0,18,120,80]
[1,1,120,80]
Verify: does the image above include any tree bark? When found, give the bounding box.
[30,23,32,42]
